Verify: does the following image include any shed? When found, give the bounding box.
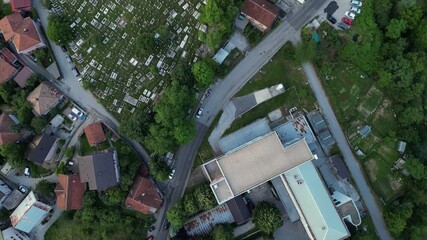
[212,48,230,64]
[358,125,371,138]
[397,141,406,154]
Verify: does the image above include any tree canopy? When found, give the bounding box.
[212,224,233,240]
[149,156,171,181]
[253,202,282,235]
[35,180,55,195]
[47,15,73,44]
[192,60,216,88]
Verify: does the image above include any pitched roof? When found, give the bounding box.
[226,195,252,225]
[55,174,86,210]
[78,150,120,191]
[27,134,58,164]
[26,82,62,116]
[11,0,32,12]
[0,57,17,84]
[0,112,22,145]
[241,0,280,29]
[14,66,32,88]
[125,175,162,214]
[83,122,106,146]
[0,13,42,53]
[1,48,17,63]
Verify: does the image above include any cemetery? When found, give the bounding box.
[52,0,209,118]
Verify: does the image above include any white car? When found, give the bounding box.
[195,107,204,119]
[18,186,28,194]
[351,0,362,7]
[67,113,77,121]
[345,11,356,20]
[169,169,176,179]
[71,107,84,117]
[351,7,361,14]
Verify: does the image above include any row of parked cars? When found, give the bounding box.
[67,107,84,122]
[327,0,363,30]
[61,46,81,79]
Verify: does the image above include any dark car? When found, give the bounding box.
[60,45,67,52]
[327,15,337,24]
[149,225,155,232]
[163,220,170,230]
[337,22,350,30]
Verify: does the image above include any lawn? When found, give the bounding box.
[54,0,207,120]
[195,111,222,167]
[225,43,316,134]
[79,133,111,155]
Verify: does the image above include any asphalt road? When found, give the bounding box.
[303,63,392,240]
[153,0,330,239]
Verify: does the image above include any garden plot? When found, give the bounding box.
[53,0,206,119]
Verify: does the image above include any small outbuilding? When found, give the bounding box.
[397,141,407,154]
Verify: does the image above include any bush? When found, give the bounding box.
[253,202,283,235]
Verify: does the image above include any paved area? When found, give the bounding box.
[303,63,391,240]
[228,31,249,52]
[208,102,236,154]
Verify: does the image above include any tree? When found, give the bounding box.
[385,204,413,237]
[35,180,54,195]
[55,162,67,175]
[193,184,217,211]
[183,192,199,215]
[192,60,216,88]
[0,143,25,168]
[83,191,98,208]
[174,120,196,145]
[386,19,407,39]
[11,90,33,124]
[41,0,52,9]
[0,82,15,104]
[47,15,73,44]
[149,156,171,181]
[136,34,155,54]
[145,124,176,155]
[119,109,154,143]
[398,4,423,30]
[415,20,427,50]
[405,157,426,180]
[31,116,49,133]
[253,202,283,235]
[373,0,393,28]
[167,201,187,228]
[0,2,12,19]
[171,61,195,87]
[212,224,233,240]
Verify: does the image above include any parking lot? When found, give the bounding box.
[322,0,363,27]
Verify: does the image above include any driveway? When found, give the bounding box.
[302,63,391,240]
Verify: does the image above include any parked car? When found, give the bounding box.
[195,107,204,119]
[169,169,176,179]
[60,45,67,52]
[71,67,80,77]
[351,0,362,7]
[337,22,350,30]
[65,54,72,63]
[24,167,30,177]
[351,7,361,14]
[67,113,77,121]
[327,15,337,24]
[68,161,74,166]
[163,220,170,230]
[341,17,352,26]
[345,11,356,20]
[18,186,28,194]
[71,107,84,117]
[149,225,155,232]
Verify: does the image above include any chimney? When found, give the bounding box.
[24,29,27,32]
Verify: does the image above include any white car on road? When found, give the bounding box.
[195,107,204,119]
[169,169,176,179]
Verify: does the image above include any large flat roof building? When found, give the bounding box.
[203,132,314,204]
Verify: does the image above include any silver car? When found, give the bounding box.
[351,0,362,7]
[351,7,361,14]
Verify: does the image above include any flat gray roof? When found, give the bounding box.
[204,132,314,204]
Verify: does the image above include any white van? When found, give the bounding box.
[24,167,30,177]
[71,107,83,117]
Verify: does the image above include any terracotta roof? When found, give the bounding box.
[55,174,86,210]
[0,13,42,53]
[84,122,106,146]
[0,58,17,84]
[0,112,22,145]
[241,0,280,29]
[14,66,32,88]
[125,175,162,214]
[1,48,17,64]
[11,0,32,12]
[26,82,63,116]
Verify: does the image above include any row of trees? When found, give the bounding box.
[167,184,217,228]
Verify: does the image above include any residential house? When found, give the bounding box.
[10,0,32,13]
[78,150,120,191]
[26,82,63,116]
[0,112,23,145]
[14,66,32,88]
[27,133,59,166]
[125,175,162,214]
[3,189,25,210]
[83,122,107,146]
[0,58,18,84]
[0,13,45,54]
[1,48,18,64]
[1,227,30,240]
[55,174,86,210]
[240,0,280,32]
[10,191,52,233]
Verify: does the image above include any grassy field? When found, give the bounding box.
[225,43,316,134]
[54,0,206,120]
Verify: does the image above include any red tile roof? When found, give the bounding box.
[83,122,106,146]
[0,112,22,145]
[11,0,32,12]
[14,66,32,88]
[125,176,162,214]
[55,174,86,210]
[0,58,17,84]
[1,48,17,64]
[241,0,280,29]
[0,13,43,53]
